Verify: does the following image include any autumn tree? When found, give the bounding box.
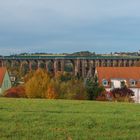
[24,70,34,83]
[45,80,60,99]
[55,71,72,82]
[60,79,87,100]
[25,69,50,98]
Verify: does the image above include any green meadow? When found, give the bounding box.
[0,98,140,140]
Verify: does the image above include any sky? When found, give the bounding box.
[0,0,140,55]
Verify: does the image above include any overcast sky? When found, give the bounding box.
[0,0,140,55]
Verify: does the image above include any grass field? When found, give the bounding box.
[0,98,140,140]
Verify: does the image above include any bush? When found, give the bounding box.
[111,86,134,102]
[4,86,26,98]
[96,91,109,101]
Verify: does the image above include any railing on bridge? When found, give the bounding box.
[1,55,140,60]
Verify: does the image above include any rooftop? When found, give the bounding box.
[96,67,140,88]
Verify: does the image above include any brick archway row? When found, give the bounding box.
[0,58,138,78]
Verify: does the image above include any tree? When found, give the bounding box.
[45,80,59,99]
[60,79,87,100]
[24,70,34,83]
[55,71,72,82]
[85,76,105,100]
[25,69,50,98]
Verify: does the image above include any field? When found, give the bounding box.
[0,98,140,140]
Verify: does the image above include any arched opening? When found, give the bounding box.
[20,61,30,76]
[47,60,54,73]
[64,60,74,73]
[39,61,46,69]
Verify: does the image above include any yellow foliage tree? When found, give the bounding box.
[25,69,50,98]
[24,70,34,83]
[55,71,63,80]
[25,68,87,100]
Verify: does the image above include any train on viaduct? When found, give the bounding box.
[0,55,140,78]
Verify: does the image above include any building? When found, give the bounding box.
[0,67,12,95]
[95,67,140,103]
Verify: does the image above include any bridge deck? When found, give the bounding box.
[1,55,140,60]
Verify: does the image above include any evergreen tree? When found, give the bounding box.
[86,76,105,100]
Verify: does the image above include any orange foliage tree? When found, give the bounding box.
[46,86,56,99]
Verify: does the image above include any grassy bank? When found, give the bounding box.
[0,98,140,140]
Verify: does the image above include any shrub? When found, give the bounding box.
[96,91,109,101]
[111,86,134,102]
[4,86,26,98]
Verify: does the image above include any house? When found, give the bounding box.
[95,67,140,103]
[0,67,12,95]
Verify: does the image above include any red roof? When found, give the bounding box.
[96,67,140,88]
[0,67,7,87]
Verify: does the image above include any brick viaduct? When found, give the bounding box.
[0,55,140,78]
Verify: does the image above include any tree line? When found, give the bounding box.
[4,68,134,102]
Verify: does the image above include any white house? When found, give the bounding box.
[95,67,140,103]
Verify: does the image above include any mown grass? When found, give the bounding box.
[0,98,140,140]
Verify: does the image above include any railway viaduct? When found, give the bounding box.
[0,55,140,78]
